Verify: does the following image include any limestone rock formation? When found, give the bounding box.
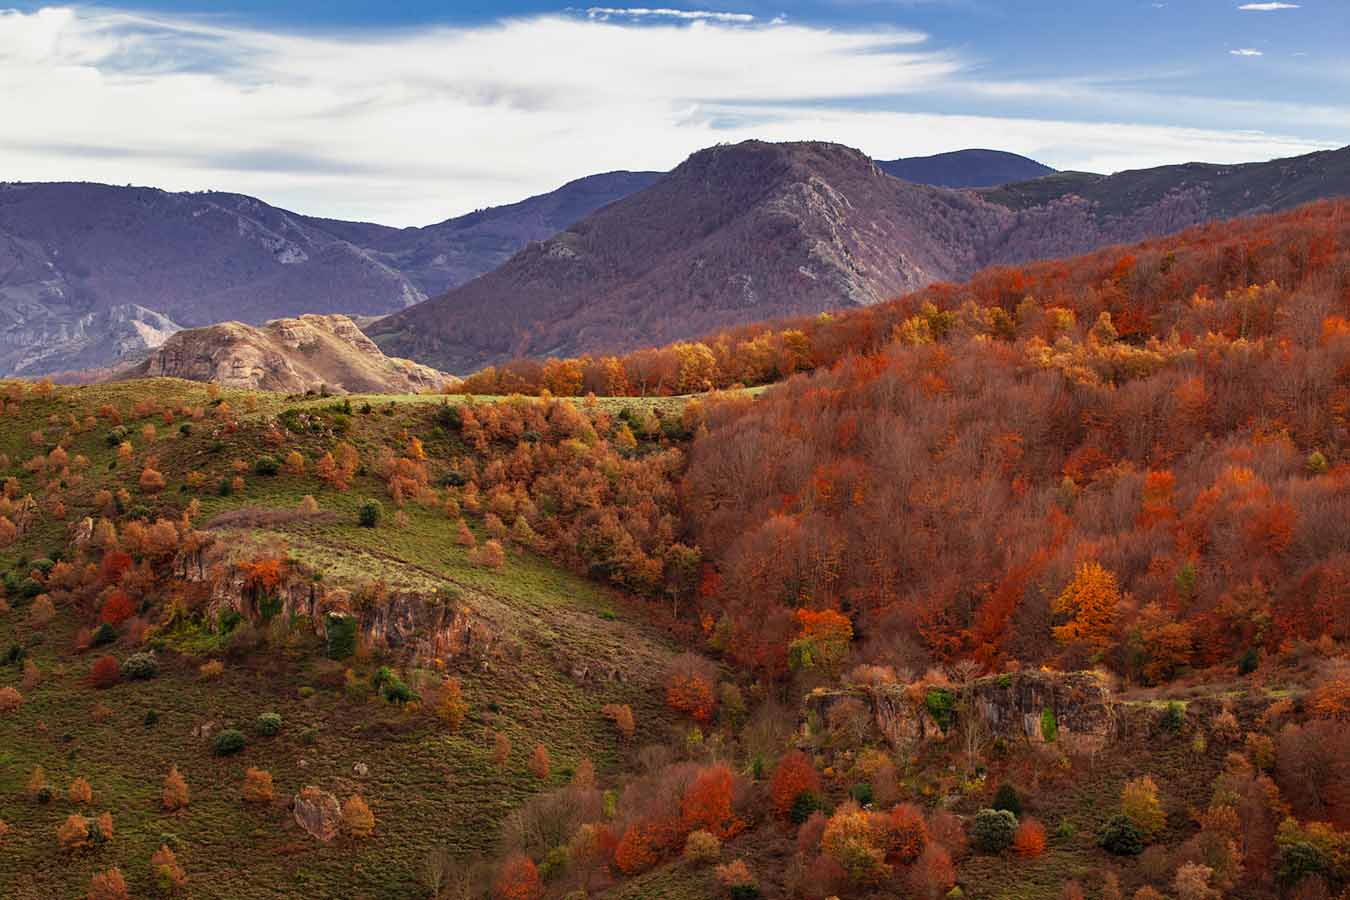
[293,787,342,842]
[805,670,1116,754]
[129,314,454,394]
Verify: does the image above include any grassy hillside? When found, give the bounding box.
[0,379,693,899]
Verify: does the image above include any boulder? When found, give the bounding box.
[293,787,342,842]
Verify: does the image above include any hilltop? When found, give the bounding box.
[878,148,1056,188]
[369,141,1018,371]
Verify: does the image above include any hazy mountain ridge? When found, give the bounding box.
[878,148,1057,187]
[370,140,1350,373]
[0,172,658,376]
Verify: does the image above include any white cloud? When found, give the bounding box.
[0,6,1339,225]
[1238,3,1299,10]
[1230,48,1265,56]
[584,7,757,23]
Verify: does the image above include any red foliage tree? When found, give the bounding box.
[1013,818,1047,857]
[664,653,716,722]
[492,854,542,900]
[682,763,741,839]
[770,750,821,819]
[100,591,134,626]
[614,821,664,875]
[883,802,928,864]
[89,656,120,689]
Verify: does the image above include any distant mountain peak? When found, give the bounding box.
[878,148,1056,188]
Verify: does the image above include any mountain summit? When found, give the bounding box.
[368,141,1014,371]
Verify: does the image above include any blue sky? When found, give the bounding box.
[1,1,1345,224]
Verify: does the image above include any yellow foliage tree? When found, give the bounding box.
[1051,561,1120,651]
[1121,775,1165,841]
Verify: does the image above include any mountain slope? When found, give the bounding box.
[878,148,1056,187]
[0,172,656,376]
[373,140,1350,373]
[369,141,1018,371]
[127,314,453,394]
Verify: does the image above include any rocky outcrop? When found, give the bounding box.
[293,787,342,842]
[806,670,1116,753]
[129,314,454,394]
[174,535,495,667]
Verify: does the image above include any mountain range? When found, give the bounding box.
[6,141,1350,379]
[370,140,1350,372]
[0,152,1049,378]
[0,172,658,376]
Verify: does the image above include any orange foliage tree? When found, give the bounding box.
[681,763,742,839]
[492,853,542,900]
[1052,561,1120,651]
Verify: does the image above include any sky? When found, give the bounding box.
[0,1,1346,226]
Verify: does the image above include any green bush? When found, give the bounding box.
[849,783,874,806]
[122,651,159,680]
[1162,701,1186,734]
[924,687,956,732]
[256,712,283,736]
[539,846,570,882]
[1040,708,1058,742]
[790,791,823,825]
[143,709,159,727]
[1098,815,1144,856]
[324,614,357,660]
[92,623,118,647]
[253,455,279,476]
[382,678,416,705]
[971,808,1017,853]
[729,886,761,900]
[1237,647,1259,676]
[358,499,382,528]
[213,728,247,756]
[1279,841,1330,885]
[992,783,1022,818]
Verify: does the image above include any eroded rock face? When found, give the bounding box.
[293,787,341,842]
[806,670,1116,752]
[358,595,495,662]
[176,536,495,667]
[132,314,455,394]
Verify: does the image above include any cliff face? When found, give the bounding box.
[806,670,1117,754]
[128,313,453,394]
[166,530,498,666]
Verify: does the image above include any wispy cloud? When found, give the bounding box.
[0,6,1338,224]
[1238,3,1299,10]
[584,7,757,23]
[1230,48,1265,56]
